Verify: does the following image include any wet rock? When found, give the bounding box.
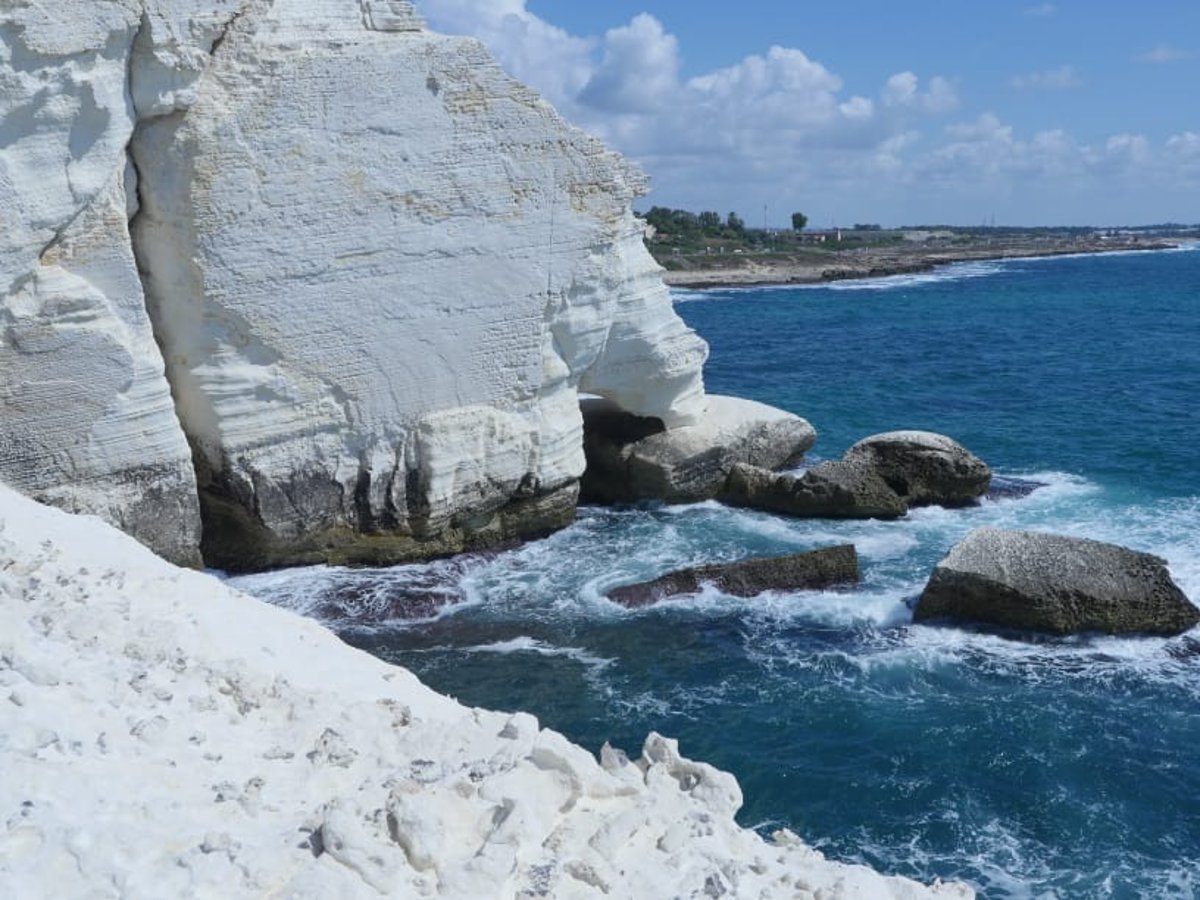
[843,431,991,508]
[986,475,1046,501]
[607,545,859,608]
[581,395,816,504]
[722,460,907,520]
[915,527,1200,636]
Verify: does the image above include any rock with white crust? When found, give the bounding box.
[581,394,816,503]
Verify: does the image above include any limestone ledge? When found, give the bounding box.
[0,483,973,898]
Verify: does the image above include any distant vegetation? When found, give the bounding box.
[639,205,905,269]
[638,206,1198,270]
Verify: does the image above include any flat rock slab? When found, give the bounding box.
[581,394,816,504]
[916,527,1200,636]
[607,544,859,608]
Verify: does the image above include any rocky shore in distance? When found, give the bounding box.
[660,237,1178,288]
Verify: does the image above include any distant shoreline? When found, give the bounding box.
[660,239,1180,289]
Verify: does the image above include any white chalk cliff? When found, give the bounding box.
[0,483,972,897]
[1,0,709,568]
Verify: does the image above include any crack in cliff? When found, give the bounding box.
[124,11,215,567]
[209,3,251,58]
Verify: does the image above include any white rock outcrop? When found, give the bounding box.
[2,0,709,569]
[0,483,972,898]
[582,394,817,503]
[0,2,202,564]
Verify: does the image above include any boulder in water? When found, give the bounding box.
[722,461,906,519]
[843,431,991,508]
[720,431,990,521]
[915,527,1200,636]
[607,545,859,608]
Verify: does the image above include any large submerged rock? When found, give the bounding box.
[915,527,1200,636]
[607,545,860,608]
[1,0,710,569]
[581,395,816,503]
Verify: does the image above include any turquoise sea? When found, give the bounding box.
[234,246,1200,898]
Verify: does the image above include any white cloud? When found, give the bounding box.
[1166,131,1200,156]
[579,14,679,114]
[1135,43,1193,64]
[414,0,594,107]
[1011,65,1084,90]
[1165,132,1200,181]
[414,0,1199,223]
[883,72,959,113]
[1024,3,1057,17]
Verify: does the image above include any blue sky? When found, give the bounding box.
[415,1,1199,226]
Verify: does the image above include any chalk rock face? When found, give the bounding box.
[0,2,202,565]
[916,527,1200,636]
[0,484,972,898]
[844,431,991,508]
[581,394,815,503]
[131,0,707,569]
[1,0,709,569]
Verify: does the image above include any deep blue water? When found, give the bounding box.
[235,247,1200,898]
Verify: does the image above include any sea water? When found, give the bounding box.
[233,247,1200,898]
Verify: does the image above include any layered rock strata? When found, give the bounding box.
[0,484,972,898]
[1,0,710,568]
[581,394,816,503]
[916,527,1200,636]
[607,545,860,608]
[0,3,202,565]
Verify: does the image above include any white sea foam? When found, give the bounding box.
[822,260,1008,292]
[453,636,615,671]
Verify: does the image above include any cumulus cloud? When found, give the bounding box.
[918,114,1157,187]
[414,0,1198,223]
[414,0,594,107]
[579,14,679,114]
[1011,65,1084,90]
[882,72,959,113]
[1135,43,1193,64]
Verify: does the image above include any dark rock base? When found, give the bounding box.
[607,544,859,608]
[200,480,580,573]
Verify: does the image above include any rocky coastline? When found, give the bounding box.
[4,2,1194,897]
[661,238,1178,289]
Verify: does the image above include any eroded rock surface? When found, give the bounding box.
[915,527,1199,636]
[0,3,202,564]
[607,545,860,608]
[721,431,989,521]
[581,394,815,503]
[723,460,908,520]
[844,431,991,508]
[1,0,709,568]
[0,483,972,898]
